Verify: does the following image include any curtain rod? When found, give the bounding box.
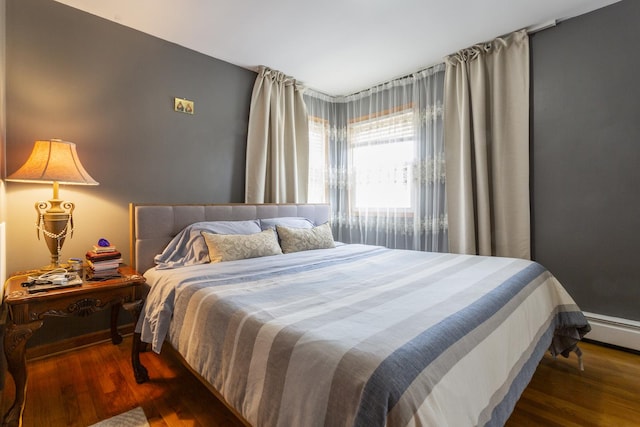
[527,19,557,34]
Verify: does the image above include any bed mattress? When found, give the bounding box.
[138,243,589,427]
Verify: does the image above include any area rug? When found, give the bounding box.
[89,407,150,427]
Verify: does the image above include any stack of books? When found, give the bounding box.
[85,243,122,279]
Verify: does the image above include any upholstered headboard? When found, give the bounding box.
[129,203,331,273]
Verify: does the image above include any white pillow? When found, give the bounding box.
[259,217,314,231]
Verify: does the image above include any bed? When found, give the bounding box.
[130,203,590,427]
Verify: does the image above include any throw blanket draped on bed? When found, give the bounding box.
[138,244,589,427]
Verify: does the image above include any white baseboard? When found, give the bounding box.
[583,312,640,352]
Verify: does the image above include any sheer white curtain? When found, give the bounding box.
[305,64,448,252]
[245,66,309,203]
[444,30,530,258]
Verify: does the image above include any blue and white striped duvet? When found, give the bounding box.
[139,244,590,427]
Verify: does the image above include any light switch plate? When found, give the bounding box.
[174,97,194,114]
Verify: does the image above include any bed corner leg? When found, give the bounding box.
[132,331,150,383]
[575,345,584,371]
[123,299,150,384]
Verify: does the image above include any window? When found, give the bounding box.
[348,109,416,211]
[307,117,329,203]
[303,67,447,251]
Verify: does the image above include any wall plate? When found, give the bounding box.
[174,97,194,114]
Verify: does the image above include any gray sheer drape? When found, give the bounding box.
[444,30,530,259]
[245,66,309,203]
[305,65,448,252]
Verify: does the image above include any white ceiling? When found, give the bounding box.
[54,0,620,96]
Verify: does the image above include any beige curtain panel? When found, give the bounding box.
[444,29,531,259]
[245,66,309,203]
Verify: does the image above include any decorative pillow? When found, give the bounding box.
[276,223,336,254]
[154,220,262,269]
[201,229,283,263]
[259,217,314,231]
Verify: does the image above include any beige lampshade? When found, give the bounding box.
[7,139,99,185]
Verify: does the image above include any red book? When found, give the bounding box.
[86,250,122,261]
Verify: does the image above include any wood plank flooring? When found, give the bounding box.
[1,339,638,426]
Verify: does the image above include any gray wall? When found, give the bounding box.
[531,0,640,321]
[5,0,255,346]
[7,0,255,204]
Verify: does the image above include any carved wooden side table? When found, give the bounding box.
[1,265,145,427]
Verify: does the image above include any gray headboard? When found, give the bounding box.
[129,203,331,273]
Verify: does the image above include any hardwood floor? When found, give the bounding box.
[506,341,640,427]
[1,338,638,426]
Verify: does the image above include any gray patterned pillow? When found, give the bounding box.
[276,223,336,254]
[201,229,283,263]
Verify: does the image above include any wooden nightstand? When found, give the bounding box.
[1,265,146,427]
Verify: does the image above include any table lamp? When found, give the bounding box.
[6,139,99,269]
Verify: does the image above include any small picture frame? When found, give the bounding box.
[174,97,194,115]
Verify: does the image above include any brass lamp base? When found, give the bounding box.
[36,196,75,271]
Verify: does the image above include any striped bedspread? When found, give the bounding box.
[139,244,590,427]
